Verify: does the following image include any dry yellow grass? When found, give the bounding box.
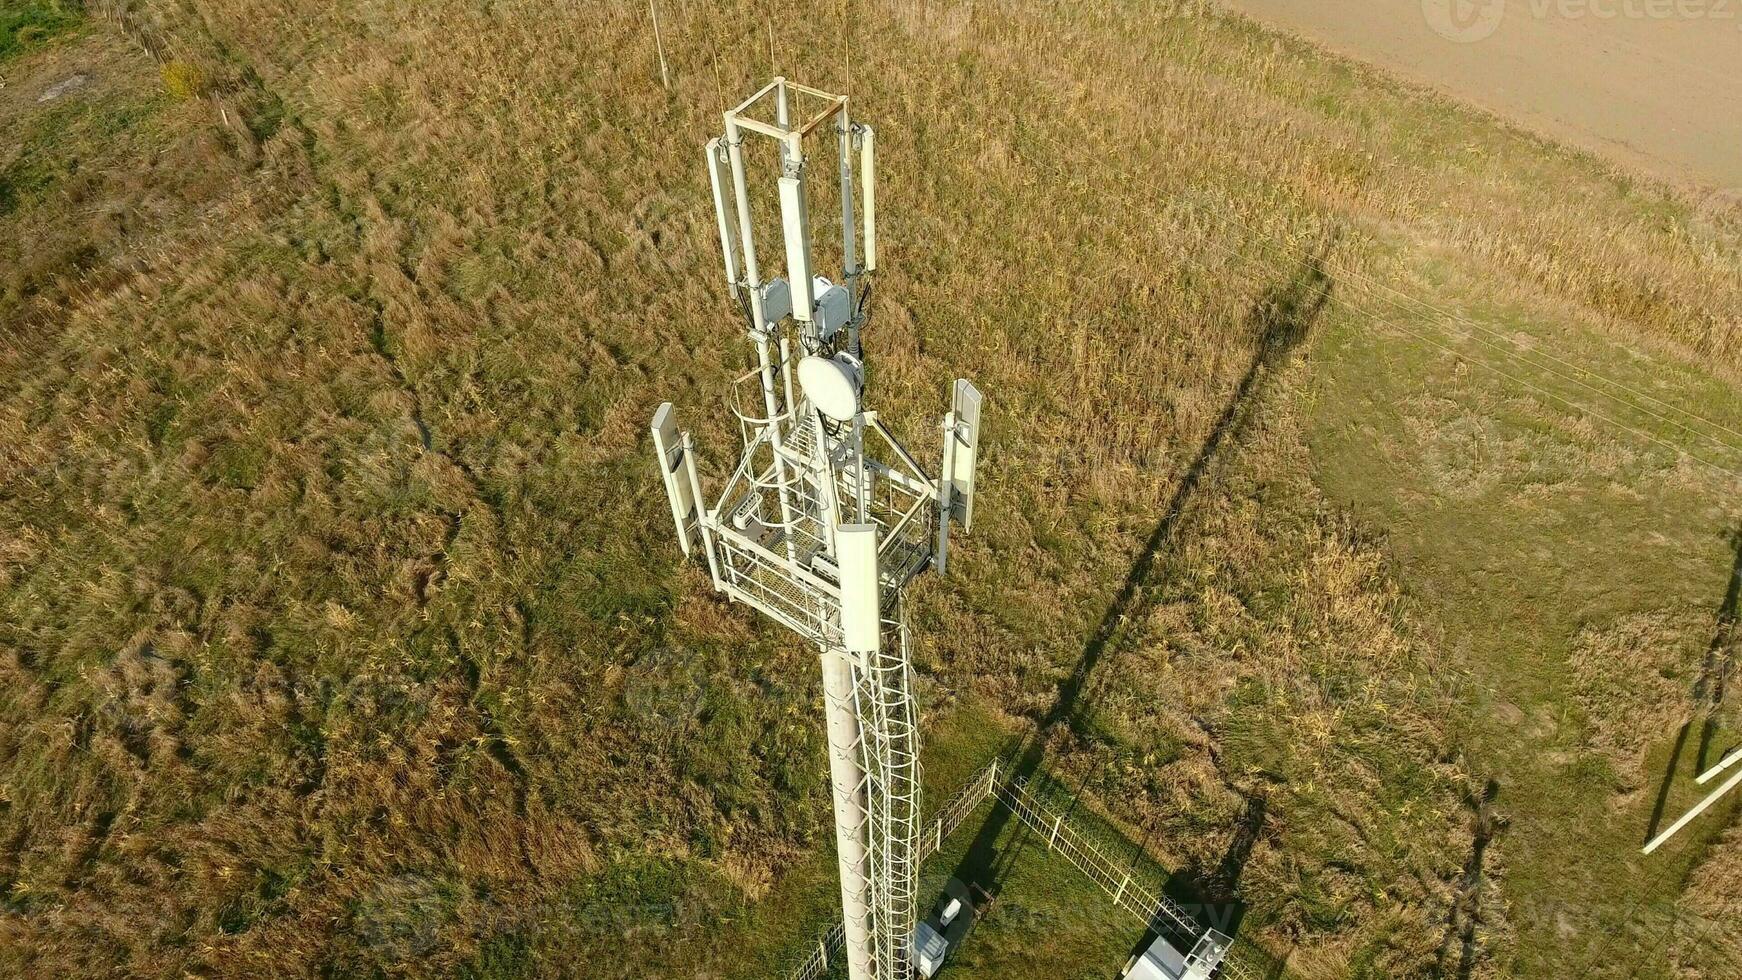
[1568,610,1714,793]
[2,0,1740,977]
[1670,820,1742,978]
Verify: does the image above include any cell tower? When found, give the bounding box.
[651,78,983,980]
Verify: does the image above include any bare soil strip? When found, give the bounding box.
[1226,0,1742,194]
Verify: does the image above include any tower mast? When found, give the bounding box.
[652,78,983,980]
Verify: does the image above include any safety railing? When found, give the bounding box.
[919,759,1001,859]
[994,775,1199,937]
[787,757,1276,980]
[787,920,846,980]
[712,523,839,648]
[993,777,1264,980]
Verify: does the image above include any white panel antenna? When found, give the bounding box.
[650,78,984,980]
[860,126,877,272]
[779,176,815,320]
[949,379,982,532]
[704,139,738,288]
[649,403,697,555]
[933,379,982,576]
[837,524,881,656]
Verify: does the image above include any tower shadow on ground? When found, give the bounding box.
[941,239,1335,952]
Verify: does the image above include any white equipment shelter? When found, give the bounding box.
[1123,930,1232,980]
[652,78,983,980]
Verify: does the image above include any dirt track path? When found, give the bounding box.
[1226,0,1742,194]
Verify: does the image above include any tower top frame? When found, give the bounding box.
[727,76,849,144]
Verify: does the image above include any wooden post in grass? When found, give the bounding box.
[648,0,670,89]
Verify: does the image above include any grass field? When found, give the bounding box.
[3,1,1741,977]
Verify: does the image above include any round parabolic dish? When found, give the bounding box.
[797,355,861,422]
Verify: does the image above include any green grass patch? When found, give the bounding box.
[917,798,1138,980]
[0,92,163,216]
[1304,256,1742,977]
[0,0,83,62]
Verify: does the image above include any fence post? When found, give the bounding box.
[819,937,828,970]
[1049,815,1062,851]
[1113,872,1129,906]
[936,816,944,851]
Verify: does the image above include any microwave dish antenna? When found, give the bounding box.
[799,354,863,422]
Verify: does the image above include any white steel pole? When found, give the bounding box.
[851,416,869,523]
[680,433,723,591]
[1644,762,1742,854]
[839,103,859,330]
[836,526,884,980]
[813,410,844,557]
[821,649,876,980]
[1697,744,1742,784]
[647,0,669,90]
[935,411,958,576]
[723,115,767,329]
[724,111,800,557]
[780,335,797,414]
